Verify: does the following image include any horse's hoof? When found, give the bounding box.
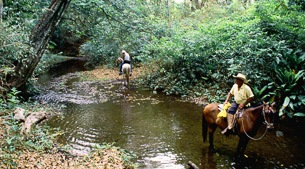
[208,146,216,153]
[233,154,244,163]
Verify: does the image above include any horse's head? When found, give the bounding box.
[263,101,276,114]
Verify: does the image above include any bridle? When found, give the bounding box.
[241,103,270,140]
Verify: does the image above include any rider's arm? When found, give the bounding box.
[239,85,255,109]
[224,92,232,105]
[239,96,254,109]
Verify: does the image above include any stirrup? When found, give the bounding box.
[221,127,228,134]
[221,127,233,136]
[221,127,232,134]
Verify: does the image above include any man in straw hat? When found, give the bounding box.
[221,73,254,135]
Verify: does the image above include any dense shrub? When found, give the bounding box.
[139,0,305,111]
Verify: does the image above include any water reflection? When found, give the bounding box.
[143,152,184,169]
[46,88,205,168]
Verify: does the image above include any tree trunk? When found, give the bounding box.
[194,0,200,9]
[7,0,71,89]
[0,0,3,22]
[167,0,171,30]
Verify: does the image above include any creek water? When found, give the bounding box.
[37,60,305,169]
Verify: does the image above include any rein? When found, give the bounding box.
[241,104,269,141]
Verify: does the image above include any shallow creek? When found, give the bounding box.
[36,60,305,169]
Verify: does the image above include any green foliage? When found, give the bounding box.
[6,87,20,107]
[252,85,271,104]
[0,87,21,110]
[0,22,30,67]
[274,49,305,72]
[79,41,106,68]
[0,118,62,167]
[140,3,279,98]
[256,0,305,49]
[138,0,305,112]
[269,69,305,117]
[55,0,156,67]
[2,0,49,25]
[0,102,64,167]
[1,0,305,120]
[0,0,57,86]
[0,17,32,94]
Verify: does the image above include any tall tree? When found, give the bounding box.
[6,0,71,89]
[0,0,3,22]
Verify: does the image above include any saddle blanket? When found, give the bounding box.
[217,103,231,118]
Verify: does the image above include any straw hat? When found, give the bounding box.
[233,73,248,83]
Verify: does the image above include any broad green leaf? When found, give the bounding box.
[283,97,290,107]
[294,112,305,117]
[289,95,296,100]
[289,102,294,110]
[287,112,294,118]
[279,107,285,116]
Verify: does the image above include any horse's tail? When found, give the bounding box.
[202,104,208,143]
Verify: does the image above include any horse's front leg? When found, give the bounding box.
[234,134,250,162]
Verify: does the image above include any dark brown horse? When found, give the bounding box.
[202,102,272,160]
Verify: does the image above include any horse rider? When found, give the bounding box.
[119,50,132,76]
[222,73,254,135]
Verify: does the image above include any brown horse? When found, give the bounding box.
[202,102,272,161]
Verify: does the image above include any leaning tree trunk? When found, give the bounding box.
[7,0,71,89]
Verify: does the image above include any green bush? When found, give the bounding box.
[138,0,305,106]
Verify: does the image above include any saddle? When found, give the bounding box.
[217,103,231,118]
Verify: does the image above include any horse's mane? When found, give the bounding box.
[253,104,264,110]
[244,103,264,118]
[248,103,264,112]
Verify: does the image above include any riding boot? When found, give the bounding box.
[227,113,234,129]
[221,113,234,135]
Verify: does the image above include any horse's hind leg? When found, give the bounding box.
[208,124,217,153]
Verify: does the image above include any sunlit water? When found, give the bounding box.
[37,61,305,169]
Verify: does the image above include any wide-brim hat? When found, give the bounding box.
[233,73,248,83]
